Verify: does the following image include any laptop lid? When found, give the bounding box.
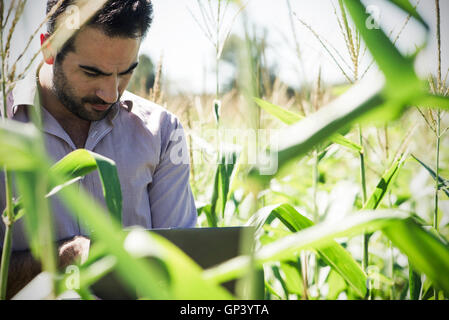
[90,226,264,299]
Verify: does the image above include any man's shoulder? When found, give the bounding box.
[120,91,180,129]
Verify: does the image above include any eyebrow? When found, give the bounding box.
[79,62,139,76]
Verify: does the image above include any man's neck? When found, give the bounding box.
[38,63,90,148]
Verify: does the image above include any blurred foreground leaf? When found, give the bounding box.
[254,97,362,152]
[49,149,123,224]
[206,209,449,295]
[270,203,367,298]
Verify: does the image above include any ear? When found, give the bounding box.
[40,33,55,65]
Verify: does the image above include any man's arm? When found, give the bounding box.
[148,118,197,228]
[2,235,90,299]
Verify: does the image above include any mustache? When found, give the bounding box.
[82,97,119,105]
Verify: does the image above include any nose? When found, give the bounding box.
[96,76,119,104]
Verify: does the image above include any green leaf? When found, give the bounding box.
[15,170,57,273]
[280,259,304,296]
[49,149,98,181]
[254,97,362,153]
[330,133,362,152]
[342,0,423,97]
[416,94,449,111]
[411,154,449,197]
[383,219,449,294]
[249,77,386,181]
[240,214,449,296]
[409,262,422,300]
[205,209,408,287]
[363,157,404,210]
[387,0,429,30]
[213,100,221,124]
[0,120,45,170]
[327,269,347,300]
[49,149,123,224]
[210,151,238,226]
[270,204,367,298]
[254,97,303,125]
[197,204,216,228]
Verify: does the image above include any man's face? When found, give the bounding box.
[52,26,140,121]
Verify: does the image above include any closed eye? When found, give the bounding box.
[119,69,134,76]
[119,62,138,76]
[79,62,138,78]
[84,71,101,78]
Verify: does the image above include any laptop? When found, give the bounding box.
[91,226,265,299]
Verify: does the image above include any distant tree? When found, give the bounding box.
[127,54,155,95]
[220,31,294,98]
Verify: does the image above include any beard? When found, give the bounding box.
[52,60,114,121]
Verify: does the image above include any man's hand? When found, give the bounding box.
[4,235,90,299]
[58,235,90,269]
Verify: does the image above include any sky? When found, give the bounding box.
[5,0,449,95]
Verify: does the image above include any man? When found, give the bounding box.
[0,0,197,299]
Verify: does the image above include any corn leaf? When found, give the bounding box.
[280,259,304,296]
[270,203,367,298]
[342,0,423,97]
[409,262,422,300]
[416,94,449,111]
[254,97,362,152]
[383,219,449,294]
[204,209,408,284]
[210,151,237,226]
[327,269,347,300]
[411,154,449,198]
[363,157,404,210]
[0,120,45,170]
[49,149,123,224]
[249,76,386,181]
[14,170,56,269]
[209,208,449,295]
[387,0,429,30]
[254,97,304,125]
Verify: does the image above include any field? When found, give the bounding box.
[1,0,449,300]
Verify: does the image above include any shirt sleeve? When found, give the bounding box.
[148,116,197,228]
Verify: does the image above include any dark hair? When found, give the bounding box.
[46,0,153,60]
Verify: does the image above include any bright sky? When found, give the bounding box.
[7,0,449,95]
